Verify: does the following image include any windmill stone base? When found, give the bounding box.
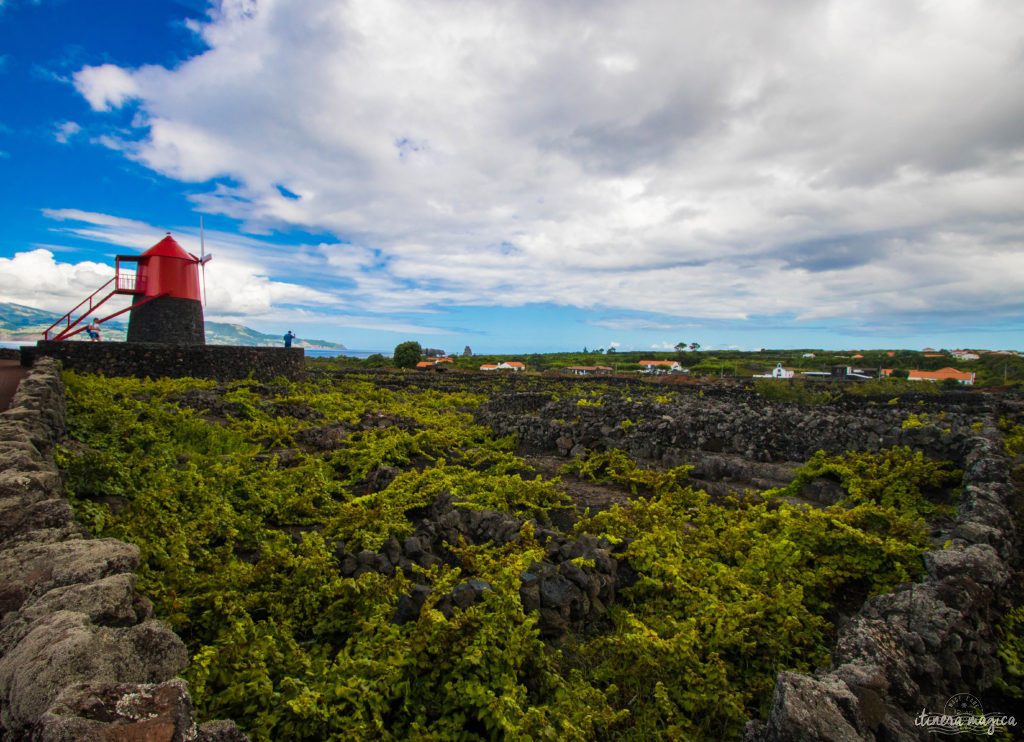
[127,296,205,344]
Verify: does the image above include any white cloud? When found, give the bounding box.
[43,208,152,233]
[0,249,122,314]
[73,64,141,111]
[68,0,1024,328]
[53,121,80,144]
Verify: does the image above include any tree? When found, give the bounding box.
[689,342,701,351]
[463,346,473,357]
[674,342,688,352]
[393,341,423,369]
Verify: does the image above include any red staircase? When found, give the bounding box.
[43,259,163,341]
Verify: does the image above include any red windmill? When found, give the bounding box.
[44,232,211,344]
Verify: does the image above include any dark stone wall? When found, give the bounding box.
[127,296,206,344]
[0,359,249,740]
[743,422,1022,742]
[475,391,994,465]
[22,342,304,382]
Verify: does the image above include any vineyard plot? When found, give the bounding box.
[58,371,969,741]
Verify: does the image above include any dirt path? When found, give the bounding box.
[0,360,28,412]
[525,454,636,513]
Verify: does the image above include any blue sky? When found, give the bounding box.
[2,0,1022,354]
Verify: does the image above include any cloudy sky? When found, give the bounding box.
[1,0,1022,353]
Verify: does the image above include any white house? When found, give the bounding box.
[638,360,683,373]
[951,350,980,361]
[566,365,613,376]
[754,363,795,379]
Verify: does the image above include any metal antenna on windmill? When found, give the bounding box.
[199,216,212,305]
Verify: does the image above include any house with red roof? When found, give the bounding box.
[950,350,980,361]
[907,367,975,385]
[481,361,525,371]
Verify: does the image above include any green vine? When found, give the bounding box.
[57,371,964,741]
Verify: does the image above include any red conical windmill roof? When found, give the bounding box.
[141,233,196,261]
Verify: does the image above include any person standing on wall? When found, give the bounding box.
[86,318,101,342]
[284,330,296,348]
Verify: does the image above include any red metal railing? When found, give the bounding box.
[114,256,144,295]
[43,278,116,341]
[45,291,167,341]
[44,259,149,341]
[116,271,141,293]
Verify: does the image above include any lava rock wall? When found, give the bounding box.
[743,421,1021,741]
[331,492,630,639]
[0,359,249,741]
[24,341,304,382]
[475,391,991,465]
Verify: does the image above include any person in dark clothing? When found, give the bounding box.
[284,330,296,348]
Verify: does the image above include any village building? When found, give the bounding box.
[565,365,613,376]
[479,361,525,371]
[951,350,980,360]
[638,360,683,373]
[754,363,795,379]
[907,367,976,385]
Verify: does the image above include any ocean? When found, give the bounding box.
[303,348,387,359]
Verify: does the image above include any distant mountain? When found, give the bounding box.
[0,302,346,350]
